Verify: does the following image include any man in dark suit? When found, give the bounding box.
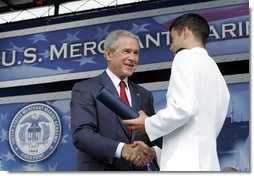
[71,30,160,171]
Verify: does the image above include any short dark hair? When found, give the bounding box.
[169,13,210,45]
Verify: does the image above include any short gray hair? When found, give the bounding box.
[104,29,139,53]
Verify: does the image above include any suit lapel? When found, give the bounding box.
[129,82,141,112]
[98,72,130,139]
[98,71,118,96]
[128,81,141,141]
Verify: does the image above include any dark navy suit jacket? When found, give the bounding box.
[71,71,157,171]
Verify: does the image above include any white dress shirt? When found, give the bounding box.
[106,68,132,158]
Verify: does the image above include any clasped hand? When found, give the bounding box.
[121,141,155,167]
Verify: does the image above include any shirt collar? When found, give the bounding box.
[106,68,129,90]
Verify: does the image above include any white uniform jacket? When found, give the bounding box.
[145,47,230,171]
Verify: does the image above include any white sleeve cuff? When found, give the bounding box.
[115,142,125,158]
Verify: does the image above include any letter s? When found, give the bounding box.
[24,48,37,64]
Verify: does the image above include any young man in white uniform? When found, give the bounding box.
[123,13,230,171]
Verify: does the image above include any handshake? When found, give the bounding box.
[121,141,156,168]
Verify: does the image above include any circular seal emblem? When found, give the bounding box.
[9,103,61,163]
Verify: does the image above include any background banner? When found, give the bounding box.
[0,3,249,82]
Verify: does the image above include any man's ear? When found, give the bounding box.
[182,26,190,39]
[104,48,112,62]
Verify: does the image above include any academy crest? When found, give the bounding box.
[9,103,61,163]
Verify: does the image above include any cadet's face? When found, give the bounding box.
[170,28,184,55]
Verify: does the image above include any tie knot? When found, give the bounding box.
[120,80,126,89]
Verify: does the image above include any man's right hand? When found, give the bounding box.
[121,141,153,167]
